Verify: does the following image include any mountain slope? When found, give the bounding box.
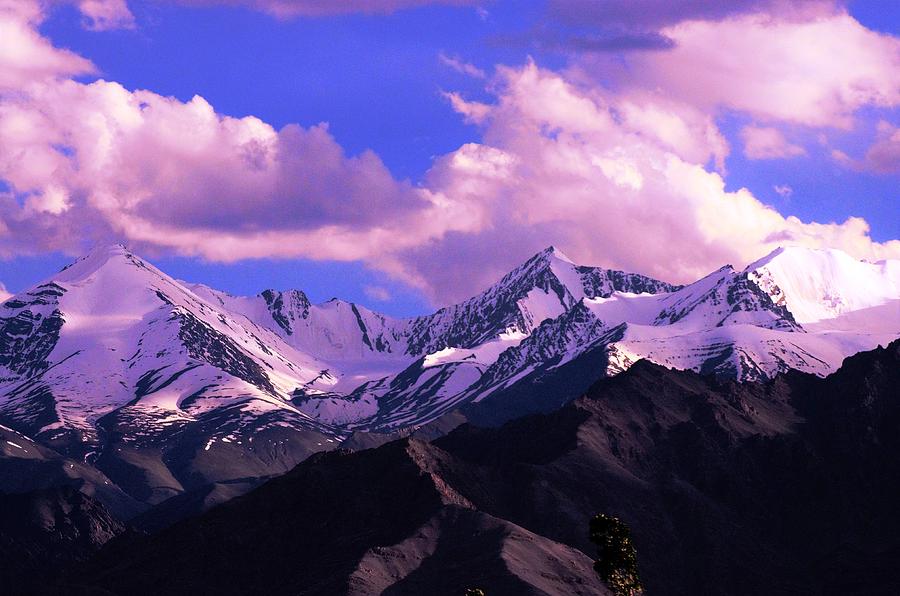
[0,246,344,505]
[439,247,898,424]
[70,439,610,596]
[0,243,896,511]
[0,486,125,592]
[61,339,900,596]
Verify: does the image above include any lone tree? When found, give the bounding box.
[589,513,643,596]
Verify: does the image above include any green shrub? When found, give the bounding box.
[589,513,643,596]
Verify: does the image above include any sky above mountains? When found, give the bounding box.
[0,0,897,315]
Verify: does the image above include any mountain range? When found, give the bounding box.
[7,338,900,595]
[0,244,897,514]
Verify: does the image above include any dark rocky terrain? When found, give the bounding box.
[0,486,125,592]
[0,338,888,595]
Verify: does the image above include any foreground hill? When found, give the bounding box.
[52,339,900,596]
[0,486,125,591]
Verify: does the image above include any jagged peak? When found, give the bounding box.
[261,287,310,304]
[321,297,352,309]
[536,245,576,265]
[496,245,583,289]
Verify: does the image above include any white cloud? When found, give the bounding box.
[0,0,897,305]
[410,62,900,300]
[580,11,900,128]
[0,0,95,90]
[76,0,135,30]
[741,125,806,159]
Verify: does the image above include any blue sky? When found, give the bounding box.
[0,0,897,316]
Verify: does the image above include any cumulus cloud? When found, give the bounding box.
[0,78,489,274]
[0,0,95,90]
[741,125,806,159]
[404,62,899,300]
[0,0,897,305]
[579,11,900,129]
[0,2,484,272]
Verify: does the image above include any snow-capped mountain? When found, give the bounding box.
[454,246,899,418]
[0,243,897,507]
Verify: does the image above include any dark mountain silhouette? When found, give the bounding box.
[0,486,125,592]
[23,338,894,595]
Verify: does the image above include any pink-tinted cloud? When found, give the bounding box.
[0,0,95,90]
[403,62,899,301]
[614,91,729,171]
[579,11,900,129]
[75,0,135,30]
[165,0,481,17]
[741,125,806,159]
[0,78,488,272]
[0,3,488,285]
[832,121,900,175]
[0,0,897,305]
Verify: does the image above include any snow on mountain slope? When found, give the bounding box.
[745,247,900,324]
[195,285,408,364]
[278,247,680,428]
[604,323,896,382]
[434,247,899,412]
[400,246,680,356]
[653,264,800,331]
[196,244,679,397]
[0,243,897,508]
[0,245,335,453]
[297,357,489,432]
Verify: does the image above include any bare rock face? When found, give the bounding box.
[0,486,125,591]
[68,439,610,596]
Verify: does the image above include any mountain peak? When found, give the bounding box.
[82,242,132,262]
[42,244,188,309]
[744,245,866,273]
[52,243,141,284]
[537,245,575,265]
[742,245,900,324]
